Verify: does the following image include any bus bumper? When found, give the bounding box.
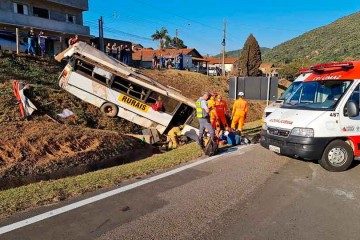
[259,130,332,160]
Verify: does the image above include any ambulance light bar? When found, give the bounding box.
[298,68,311,74]
[310,62,354,71]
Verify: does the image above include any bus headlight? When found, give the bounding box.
[262,122,268,131]
[291,128,314,137]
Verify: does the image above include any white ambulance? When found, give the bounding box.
[261,61,360,172]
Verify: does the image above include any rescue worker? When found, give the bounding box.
[231,91,248,132]
[207,92,218,129]
[196,92,215,148]
[168,125,184,149]
[215,95,229,129]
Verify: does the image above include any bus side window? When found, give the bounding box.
[112,76,149,101]
[146,92,179,114]
[92,66,113,85]
[75,59,94,76]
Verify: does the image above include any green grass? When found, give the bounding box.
[243,120,262,136]
[0,143,204,218]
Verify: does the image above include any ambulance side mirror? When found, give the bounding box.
[347,101,359,117]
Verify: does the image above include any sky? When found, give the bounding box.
[84,0,360,56]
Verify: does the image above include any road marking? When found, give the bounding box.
[0,144,253,235]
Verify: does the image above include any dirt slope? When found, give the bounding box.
[0,119,150,189]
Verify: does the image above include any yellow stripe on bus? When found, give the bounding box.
[118,94,150,112]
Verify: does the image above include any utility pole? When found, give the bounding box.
[99,16,104,52]
[16,28,19,54]
[222,19,226,76]
[175,29,178,49]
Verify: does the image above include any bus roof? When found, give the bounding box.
[55,42,196,107]
[304,61,360,82]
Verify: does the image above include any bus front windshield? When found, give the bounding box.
[283,80,353,110]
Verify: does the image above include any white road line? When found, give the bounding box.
[0,144,253,235]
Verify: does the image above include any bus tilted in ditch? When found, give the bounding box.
[55,42,198,138]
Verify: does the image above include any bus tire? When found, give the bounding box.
[100,102,118,117]
[318,140,353,172]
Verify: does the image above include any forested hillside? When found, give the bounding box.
[263,11,360,63]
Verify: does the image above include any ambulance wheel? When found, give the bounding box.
[100,102,118,117]
[319,140,353,172]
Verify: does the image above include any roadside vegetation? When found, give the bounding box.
[0,143,203,218]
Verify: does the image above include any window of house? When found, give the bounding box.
[112,76,149,101]
[33,7,49,19]
[66,14,76,24]
[13,3,29,15]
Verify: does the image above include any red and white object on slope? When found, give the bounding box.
[12,81,37,118]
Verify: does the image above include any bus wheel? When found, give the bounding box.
[319,140,353,172]
[101,103,118,117]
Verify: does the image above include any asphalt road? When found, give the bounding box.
[1,144,360,240]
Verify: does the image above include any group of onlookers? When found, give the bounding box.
[152,52,183,69]
[26,29,48,57]
[106,43,131,65]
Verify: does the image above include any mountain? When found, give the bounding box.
[214,47,271,58]
[263,12,360,63]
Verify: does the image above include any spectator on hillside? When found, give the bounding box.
[159,54,165,69]
[27,29,36,56]
[123,45,131,65]
[152,53,158,69]
[38,31,47,57]
[120,45,126,63]
[68,35,79,46]
[111,43,117,58]
[106,43,111,55]
[117,45,122,61]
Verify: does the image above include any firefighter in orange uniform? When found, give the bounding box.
[215,95,229,129]
[207,92,218,129]
[231,92,248,132]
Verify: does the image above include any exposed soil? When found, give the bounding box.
[0,119,152,190]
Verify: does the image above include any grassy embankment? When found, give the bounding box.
[0,143,204,218]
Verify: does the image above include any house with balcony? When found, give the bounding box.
[0,0,91,55]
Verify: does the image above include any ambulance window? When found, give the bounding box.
[300,83,316,103]
[345,84,360,116]
[349,85,360,106]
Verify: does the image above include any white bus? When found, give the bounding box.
[55,42,199,137]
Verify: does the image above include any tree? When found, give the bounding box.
[151,27,169,50]
[164,36,187,49]
[237,34,262,76]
